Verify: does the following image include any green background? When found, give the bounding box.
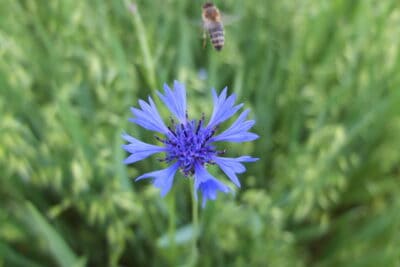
[1,0,399,266]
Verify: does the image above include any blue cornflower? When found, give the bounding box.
[122,81,258,206]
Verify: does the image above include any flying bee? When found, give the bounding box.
[202,2,224,51]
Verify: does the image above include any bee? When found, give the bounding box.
[202,2,224,51]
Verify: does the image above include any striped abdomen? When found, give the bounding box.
[209,23,224,51]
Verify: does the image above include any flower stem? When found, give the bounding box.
[188,180,199,267]
[167,192,177,265]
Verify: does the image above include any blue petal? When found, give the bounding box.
[121,133,166,164]
[157,81,187,123]
[213,156,259,187]
[207,87,244,128]
[234,156,259,163]
[194,164,230,207]
[135,162,180,197]
[211,109,259,143]
[129,96,169,134]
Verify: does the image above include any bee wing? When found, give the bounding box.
[188,19,208,44]
[220,13,241,26]
[190,19,219,32]
[204,20,222,30]
[189,19,204,28]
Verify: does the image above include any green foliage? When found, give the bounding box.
[1,0,399,266]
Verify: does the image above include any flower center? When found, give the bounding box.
[161,116,218,176]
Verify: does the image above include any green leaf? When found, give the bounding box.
[157,224,198,248]
[22,202,86,267]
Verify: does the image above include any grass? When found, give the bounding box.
[1,0,400,266]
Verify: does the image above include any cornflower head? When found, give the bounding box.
[122,81,258,207]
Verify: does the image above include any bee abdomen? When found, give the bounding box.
[209,24,224,51]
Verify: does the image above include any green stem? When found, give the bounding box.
[189,180,199,267]
[167,193,177,265]
[126,0,156,88]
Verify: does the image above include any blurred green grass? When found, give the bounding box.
[1,0,400,266]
